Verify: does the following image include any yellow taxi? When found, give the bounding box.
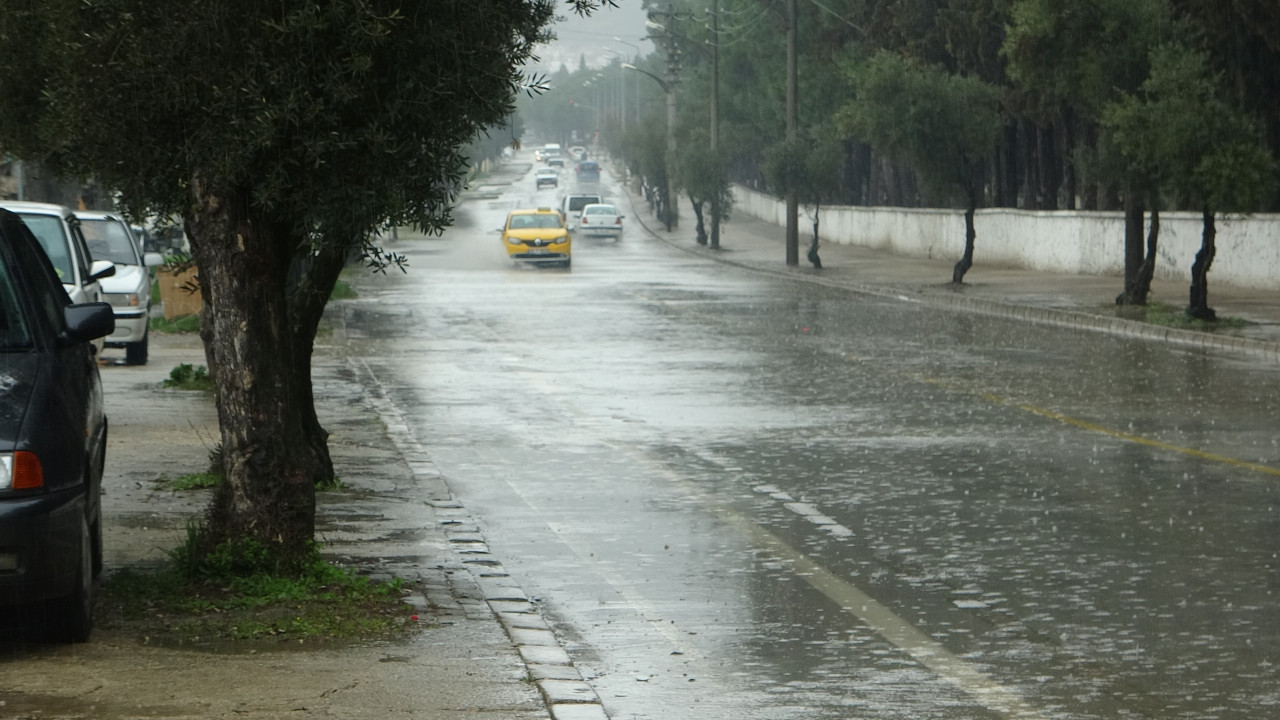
[500,207,571,267]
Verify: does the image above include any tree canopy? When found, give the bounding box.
[0,0,612,569]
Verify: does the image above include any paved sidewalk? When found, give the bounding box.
[620,186,1280,363]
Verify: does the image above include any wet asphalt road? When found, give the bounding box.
[337,158,1280,720]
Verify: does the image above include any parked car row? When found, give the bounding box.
[0,207,116,643]
[0,202,162,366]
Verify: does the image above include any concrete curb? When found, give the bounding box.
[618,185,1280,365]
[349,357,611,720]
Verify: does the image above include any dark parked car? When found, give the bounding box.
[0,208,114,642]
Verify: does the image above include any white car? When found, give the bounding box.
[535,167,558,189]
[78,212,163,364]
[0,202,114,353]
[576,203,624,238]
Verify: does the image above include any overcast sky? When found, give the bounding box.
[530,1,654,75]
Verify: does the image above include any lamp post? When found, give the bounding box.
[623,63,677,231]
[613,38,641,127]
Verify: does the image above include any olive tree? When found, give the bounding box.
[0,0,611,571]
[838,51,1002,283]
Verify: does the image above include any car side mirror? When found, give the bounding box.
[90,259,116,280]
[62,302,115,345]
[143,252,164,267]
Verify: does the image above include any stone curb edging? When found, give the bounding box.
[618,185,1280,365]
[349,357,611,720]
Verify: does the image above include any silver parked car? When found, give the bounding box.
[78,212,163,364]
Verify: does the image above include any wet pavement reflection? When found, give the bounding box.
[336,163,1280,719]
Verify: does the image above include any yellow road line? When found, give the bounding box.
[916,373,1280,479]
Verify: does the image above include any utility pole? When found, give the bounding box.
[709,0,721,249]
[647,6,680,231]
[785,0,799,265]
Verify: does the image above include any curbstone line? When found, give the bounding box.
[348,357,612,719]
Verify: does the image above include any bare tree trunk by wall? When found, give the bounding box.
[1187,208,1218,321]
[1020,117,1038,209]
[952,202,977,284]
[1117,188,1145,305]
[998,122,1019,208]
[1062,109,1077,210]
[1133,206,1160,305]
[1082,122,1099,211]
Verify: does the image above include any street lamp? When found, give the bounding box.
[612,38,641,127]
[623,63,677,231]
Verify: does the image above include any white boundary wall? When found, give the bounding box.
[732,185,1280,290]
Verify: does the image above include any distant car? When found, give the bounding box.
[0,202,114,355]
[577,203,624,239]
[569,146,587,162]
[560,193,602,227]
[535,167,558,189]
[501,208,571,268]
[0,207,115,643]
[546,155,565,167]
[77,212,163,365]
[575,160,600,182]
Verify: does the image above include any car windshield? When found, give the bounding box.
[16,214,73,283]
[80,218,140,265]
[584,205,617,215]
[0,250,33,351]
[509,214,562,230]
[568,197,599,212]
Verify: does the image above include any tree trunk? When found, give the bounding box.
[185,178,319,570]
[1187,208,1218,321]
[1116,188,1145,305]
[1132,205,1160,306]
[1062,109,1077,210]
[999,122,1019,208]
[952,197,977,284]
[286,238,352,487]
[1082,122,1099,211]
[807,206,821,269]
[709,191,721,249]
[691,195,707,245]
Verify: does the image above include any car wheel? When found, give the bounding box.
[125,332,149,365]
[562,258,572,269]
[44,514,94,643]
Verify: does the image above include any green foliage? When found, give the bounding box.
[1102,43,1275,212]
[762,130,844,210]
[102,524,415,641]
[674,130,734,221]
[163,364,214,391]
[316,475,347,492]
[149,314,201,334]
[169,473,223,491]
[328,279,357,301]
[839,51,1002,206]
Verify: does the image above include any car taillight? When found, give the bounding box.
[581,217,589,224]
[0,451,43,490]
[615,217,622,225]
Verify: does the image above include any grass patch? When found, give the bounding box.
[99,529,420,643]
[150,314,201,334]
[317,475,347,492]
[1115,301,1251,330]
[163,363,214,391]
[330,279,358,300]
[169,472,222,491]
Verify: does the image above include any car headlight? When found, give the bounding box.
[506,236,524,245]
[106,292,141,308]
[0,452,43,490]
